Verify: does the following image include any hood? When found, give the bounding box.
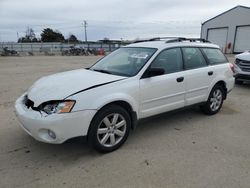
[235,51,250,61]
[27,69,125,107]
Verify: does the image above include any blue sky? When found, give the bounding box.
[0,0,250,42]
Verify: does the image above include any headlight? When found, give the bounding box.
[41,100,75,114]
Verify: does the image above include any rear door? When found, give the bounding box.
[139,48,185,118]
[182,47,213,106]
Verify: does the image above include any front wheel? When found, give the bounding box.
[200,85,225,115]
[88,105,131,153]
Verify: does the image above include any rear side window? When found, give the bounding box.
[182,48,207,69]
[151,48,183,74]
[202,48,227,65]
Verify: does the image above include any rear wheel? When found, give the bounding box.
[88,105,131,153]
[200,85,225,115]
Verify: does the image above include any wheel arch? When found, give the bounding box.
[216,81,227,99]
[88,100,138,136]
[212,80,227,100]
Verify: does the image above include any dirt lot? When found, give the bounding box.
[0,56,250,188]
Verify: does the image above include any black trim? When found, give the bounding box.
[131,111,138,130]
[202,6,250,25]
[199,47,210,65]
[165,38,210,43]
[235,74,250,81]
[65,79,126,98]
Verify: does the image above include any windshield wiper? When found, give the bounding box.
[92,69,112,74]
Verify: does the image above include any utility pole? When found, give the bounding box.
[83,20,88,43]
[17,32,19,42]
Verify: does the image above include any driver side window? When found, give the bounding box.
[151,48,183,75]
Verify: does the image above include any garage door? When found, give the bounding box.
[207,28,228,53]
[234,26,250,53]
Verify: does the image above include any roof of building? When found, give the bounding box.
[202,5,250,25]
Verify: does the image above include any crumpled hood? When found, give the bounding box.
[235,51,250,61]
[27,69,125,107]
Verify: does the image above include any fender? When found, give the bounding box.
[205,76,227,101]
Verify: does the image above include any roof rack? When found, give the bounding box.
[132,37,160,43]
[132,37,211,44]
[165,38,211,43]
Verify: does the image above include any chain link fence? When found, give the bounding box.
[0,42,125,55]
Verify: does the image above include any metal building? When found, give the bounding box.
[201,5,250,54]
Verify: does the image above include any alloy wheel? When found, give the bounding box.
[210,89,223,112]
[97,113,127,147]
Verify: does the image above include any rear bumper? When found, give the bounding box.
[226,77,235,93]
[15,94,96,144]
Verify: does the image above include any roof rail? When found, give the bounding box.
[132,37,160,43]
[166,38,211,43]
[132,37,184,43]
[132,37,211,44]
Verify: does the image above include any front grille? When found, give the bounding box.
[23,95,34,109]
[237,59,250,72]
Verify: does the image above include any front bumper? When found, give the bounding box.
[234,73,250,81]
[15,94,96,144]
[234,64,250,81]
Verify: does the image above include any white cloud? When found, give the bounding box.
[0,0,250,41]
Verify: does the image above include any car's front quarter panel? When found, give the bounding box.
[69,77,140,117]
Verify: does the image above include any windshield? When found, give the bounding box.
[90,47,157,77]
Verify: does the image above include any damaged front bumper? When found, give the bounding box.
[15,94,96,144]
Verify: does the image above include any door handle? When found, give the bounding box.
[176,77,184,82]
[208,71,213,76]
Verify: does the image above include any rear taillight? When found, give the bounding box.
[229,63,235,73]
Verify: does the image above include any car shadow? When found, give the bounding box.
[129,106,204,140]
[20,107,201,151]
[13,106,204,161]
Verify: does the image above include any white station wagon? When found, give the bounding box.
[15,38,235,152]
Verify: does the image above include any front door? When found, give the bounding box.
[139,48,186,118]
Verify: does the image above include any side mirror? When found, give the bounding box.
[146,67,165,77]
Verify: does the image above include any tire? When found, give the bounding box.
[200,85,225,115]
[235,79,243,85]
[88,105,131,153]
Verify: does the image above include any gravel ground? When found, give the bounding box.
[0,56,249,188]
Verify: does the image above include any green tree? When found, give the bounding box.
[67,34,78,43]
[41,28,65,42]
[18,27,38,43]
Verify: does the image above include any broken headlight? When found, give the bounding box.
[41,100,75,114]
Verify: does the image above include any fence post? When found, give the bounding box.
[31,43,33,53]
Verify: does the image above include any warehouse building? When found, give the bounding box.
[201,5,250,54]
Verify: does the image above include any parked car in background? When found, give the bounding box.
[15,37,235,153]
[234,51,250,84]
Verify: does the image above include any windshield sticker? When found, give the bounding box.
[130,53,149,59]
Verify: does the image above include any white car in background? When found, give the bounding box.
[15,38,235,153]
[234,51,250,84]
